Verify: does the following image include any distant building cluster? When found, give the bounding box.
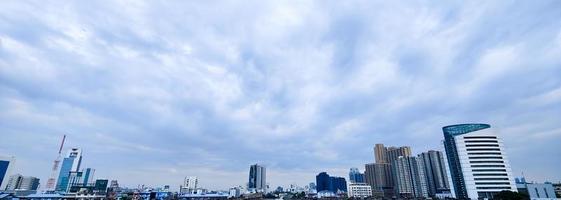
[1,123,560,200]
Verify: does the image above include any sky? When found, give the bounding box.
[1,0,561,191]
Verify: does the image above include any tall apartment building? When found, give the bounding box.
[443,124,517,199]
[394,156,429,198]
[248,164,266,192]
[364,163,393,197]
[419,150,451,197]
[371,144,411,198]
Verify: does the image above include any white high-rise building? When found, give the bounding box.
[443,124,517,200]
[248,164,266,193]
[180,176,198,194]
[0,155,16,190]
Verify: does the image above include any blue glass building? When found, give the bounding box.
[316,172,348,193]
[55,148,82,192]
[0,156,15,190]
[349,168,365,183]
[316,172,331,192]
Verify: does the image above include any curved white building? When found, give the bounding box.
[443,124,517,199]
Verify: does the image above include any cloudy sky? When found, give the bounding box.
[1,0,561,190]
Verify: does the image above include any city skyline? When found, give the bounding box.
[1,0,561,191]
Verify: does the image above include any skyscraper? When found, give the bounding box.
[55,148,82,192]
[374,144,388,164]
[418,150,450,197]
[364,163,393,197]
[316,172,331,192]
[248,164,266,192]
[348,168,365,183]
[371,144,411,198]
[386,146,412,164]
[443,123,517,199]
[0,155,15,190]
[394,156,429,198]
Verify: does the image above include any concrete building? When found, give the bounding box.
[347,183,372,198]
[387,146,412,164]
[5,174,40,191]
[419,150,451,197]
[364,163,393,197]
[180,176,199,194]
[443,123,517,199]
[0,155,16,190]
[248,164,266,193]
[371,144,411,198]
[394,156,429,198]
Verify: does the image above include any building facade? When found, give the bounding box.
[394,156,429,198]
[316,172,347,194]
[0,155,16,190]
[443,123,517,199]
[180,176,199,194]
[348,168,365,183]
[364,163,393,197]
[5,174,40,191]
[347,183,372,198]
[419,150,451,197]
[56,148,82,192]
[248,164,266,192]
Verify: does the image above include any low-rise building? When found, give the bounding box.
[347,183,372,198]
[516,180,557,200]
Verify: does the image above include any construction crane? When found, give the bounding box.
[45,135,66,192]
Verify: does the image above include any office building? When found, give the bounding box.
[516,180,557,200]
[56,148,82,191]
[553,183,561,198]
[394,156,429,198]
[316,172,347,194]
[330,176,347,193]
[82,168,95,186]
[347,183,372,198]
[0,155,16,190]
[19,176,40,190]
[5,174,40,191]
[443,123,517,199]
[248,164,266,192]
[94,179,108,194]
[418,150,451,197]
[348,168,364,183]
[180,176,199,194]
[316,172,331,192]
